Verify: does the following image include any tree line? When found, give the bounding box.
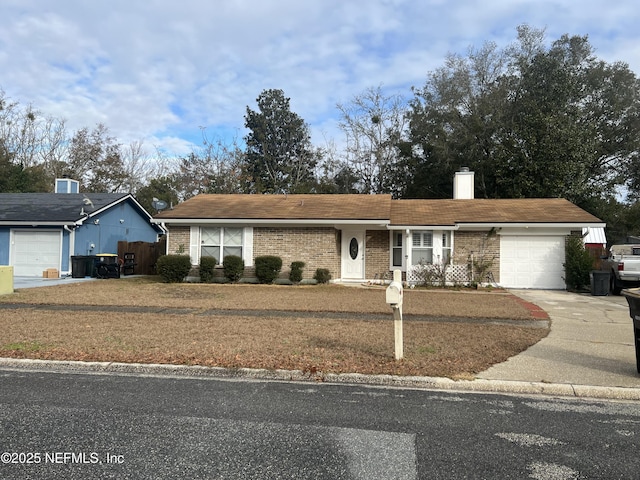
[1,25,639,242]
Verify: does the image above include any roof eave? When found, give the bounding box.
[388,224,458,230]
[152,218,390,226]
[0,221,78,226]
[460,222,606,229]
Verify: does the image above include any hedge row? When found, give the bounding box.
[156,254,332,284]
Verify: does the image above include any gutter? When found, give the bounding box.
[151,218,390,227]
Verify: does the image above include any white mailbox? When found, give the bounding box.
[386,269,404,360]
[386,281,403,307]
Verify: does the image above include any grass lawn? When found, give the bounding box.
[0,276,548,379]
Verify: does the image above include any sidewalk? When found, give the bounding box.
[478,289,640,389]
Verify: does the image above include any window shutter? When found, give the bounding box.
[189,226,200,265]
[243,227,253,267]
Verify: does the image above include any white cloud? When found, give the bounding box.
[1,0,638,157]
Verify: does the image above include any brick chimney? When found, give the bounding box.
[453,167,474,199]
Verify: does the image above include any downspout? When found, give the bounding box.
[63,225,76,276]
[161,223,168,254]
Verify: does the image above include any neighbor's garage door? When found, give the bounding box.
[11,230,61,276]
[500,236,565,289]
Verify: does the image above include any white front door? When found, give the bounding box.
[341,230,365,280]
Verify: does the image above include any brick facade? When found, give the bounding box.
[365,230,390,280]
[253,227,341,280]
[452,230,501,283]
[167,226,190,255]
[166,225,505,283]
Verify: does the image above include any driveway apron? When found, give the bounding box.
[478,289,640,389]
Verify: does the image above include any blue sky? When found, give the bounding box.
[1,0,639,157]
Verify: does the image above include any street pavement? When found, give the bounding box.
[4,276,640,400]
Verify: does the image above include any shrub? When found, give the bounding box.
[199,256,217,283]
[156,254,192,283]
[564,235,594,291]
[289,261,305,283]
[255,255,282,284]
[223,255,245,283]
[313,268,332,284]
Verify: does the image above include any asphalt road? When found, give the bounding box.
[1,369,639,479]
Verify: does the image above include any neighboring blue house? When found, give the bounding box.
[0,179,165,276]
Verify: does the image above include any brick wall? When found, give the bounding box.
[254,227,341,280]
[167,226,190,256]
[166,225,504,284]
[365,230,390,279]
[453,230,500,283]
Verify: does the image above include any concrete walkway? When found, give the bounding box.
[478,289,640,389]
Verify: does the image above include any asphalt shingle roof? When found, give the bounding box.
[0,193,131,223]
[154,194,603,225]
[154,194,393,220]
[390,198,603,225]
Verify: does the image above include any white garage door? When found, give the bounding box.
[11,230,62,276]
[500,236,565,289]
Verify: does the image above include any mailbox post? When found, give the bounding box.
[386,269,404,360]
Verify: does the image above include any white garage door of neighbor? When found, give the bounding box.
[12,230,62,276]
[500,236,565,289]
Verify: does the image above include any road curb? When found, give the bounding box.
[1,357,639,401]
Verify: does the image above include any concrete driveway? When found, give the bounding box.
[478,289,640,389]
[12,276,99,290]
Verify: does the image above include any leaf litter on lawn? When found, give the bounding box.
[0,277,547,378]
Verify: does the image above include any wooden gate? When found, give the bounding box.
[117,237,166,275]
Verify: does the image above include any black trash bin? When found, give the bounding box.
[71,256,86,278]
[71,255,99,278]
[590,270,610,296]
[622,288,640,373]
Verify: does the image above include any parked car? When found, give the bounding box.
[601,244,640,294]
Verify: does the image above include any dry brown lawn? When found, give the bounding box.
[0,277,548,379]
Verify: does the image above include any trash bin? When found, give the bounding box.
[71,255,99,278]
[622,288,640,373]
[95,253,120,279]
[590,270,610,296]
[71,256,87,278]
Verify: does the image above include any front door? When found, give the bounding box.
[341,230,365,280]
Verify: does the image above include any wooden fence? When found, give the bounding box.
[117,237,166,275]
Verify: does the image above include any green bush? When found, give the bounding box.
[199,256,217,283]
[156,254,192,283]
[223,255,245,283]
[313,268,332,284]
[255,255,283,284]
[289,261,305,283]
[564,235,594,291]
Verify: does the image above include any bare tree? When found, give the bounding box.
[337,86,408,195]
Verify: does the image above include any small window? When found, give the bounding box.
[349,237,359,260]
[392,232,403,267]
[442,232,452,264]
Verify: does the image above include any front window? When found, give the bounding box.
[201,227,243,263]
[412,232,433,264]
